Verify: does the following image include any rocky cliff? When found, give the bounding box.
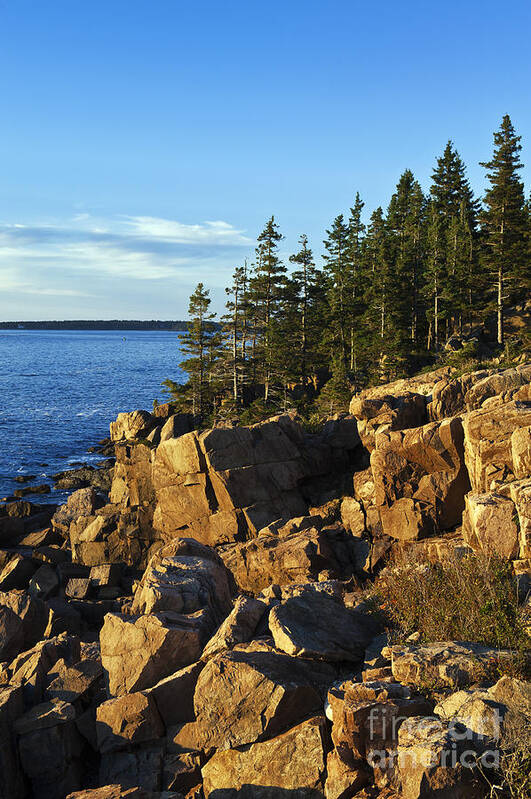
[0,362,529,798]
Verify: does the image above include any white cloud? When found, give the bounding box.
[121,215,251,244]
[0,212,252,318]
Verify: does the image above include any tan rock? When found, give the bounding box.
[269,590,378,661]
[16,699,84,799]
[220,525,360,593]
[100,612,204,696]
[131,538,232,627]
[0,590,51,662]
[397,715,485,799]
[370,416,470,540]
[110,410,155,442]
[463,400,531,493]
[96,691,165,753]
[202,715,328,797]
[202,595,267,659]
[462,492,519,558]
[390,641,513,689]
[146,660,204,727]
[192,648,334,751]
[340,497,366,537]
[511,425,531,478]
[325,748,369,799]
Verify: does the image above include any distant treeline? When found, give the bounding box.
[0,320,190,331]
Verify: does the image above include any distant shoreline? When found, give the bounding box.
[0,320,189,331]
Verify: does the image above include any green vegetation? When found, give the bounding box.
[375,552,530,675]
[165,115,530,422]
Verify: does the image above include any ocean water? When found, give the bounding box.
[0,329,184,502]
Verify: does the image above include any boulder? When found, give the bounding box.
[370,416,470,540]
[327,680,430,765]
[192,648,335,751]
[324,748,369,799]
[52,488,98,536]
[462,492,519,558]
[340,497,366,537]
[397,715,486,799]
[0,685,25,799]
[0,590,51,662]
[100,612,204,697]
[202,595,267,659]
[15,699,84,799]
[98,747,164,794]
[269,590,378,661]
[9,634,80,706]
[151,416,310,545]
[512,425,531,479]
[463,400,531,493]
[66,788,152,799]
[220,525,361,593]
[0,553,38,590]
[96,691,165,753]
[146,660,204,727]
[159,413,194,442]
[130,538,232,628]
[464,363,531,410]
[47,658,103,703]
[201,715,328,798]
[390,641,513,689]
[428,369,492,420]
[110,410,156,442]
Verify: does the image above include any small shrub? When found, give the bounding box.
[375,552,530,674]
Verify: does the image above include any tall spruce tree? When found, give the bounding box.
[386,170,426,351]
[248,216,286,401]
[288,234,327,388]
[322,214,351,368]
[167,283,220,417]
[346,193,367,378]
[427,141,480,342]
[480,115,528,344]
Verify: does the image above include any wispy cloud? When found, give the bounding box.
[0,213,251,319]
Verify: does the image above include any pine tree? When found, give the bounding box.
[428,141,480,340]
[346,193,367,378]
[386,170,426,351]
[480,115,527,344]
[288,234,325,387]
[168,283,221,417]
[322,214,351,368]
[222,265,247,406]
[248,217,286,401]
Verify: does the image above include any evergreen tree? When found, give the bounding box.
[248,217,286,401]
[428,141,480,340]
[480,115,527,344]
[386,170,426,351]
[322,214,351,368]
[288,234,326,387]
[166,283,221,417]
[222,265,247,406]
[346,193,367,378]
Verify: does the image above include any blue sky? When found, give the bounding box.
[0,0,529,320]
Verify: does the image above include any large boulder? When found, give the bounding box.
[191,647,335,751]
[428,369,493,421]
[109,410,156,442]
[130,538,232,625]
[0,685,25,799]
[15,699,84,799]
[462,492,519,558]
[397,716,486,799]
[52,488,98,536]
[0,590,51,662]
[201,715,328,798]
[100,612,205,697]
[220,524,362,593]
[390,642,513,689]
[96,692,165,753]
[269,590,378,661]
[370,416,470,541]
[463,400,531,493]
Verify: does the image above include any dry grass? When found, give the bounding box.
[374,551,530,678]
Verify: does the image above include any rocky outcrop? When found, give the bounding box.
[369,416,470,541]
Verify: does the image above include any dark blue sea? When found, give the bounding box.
[0,330,184,502]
